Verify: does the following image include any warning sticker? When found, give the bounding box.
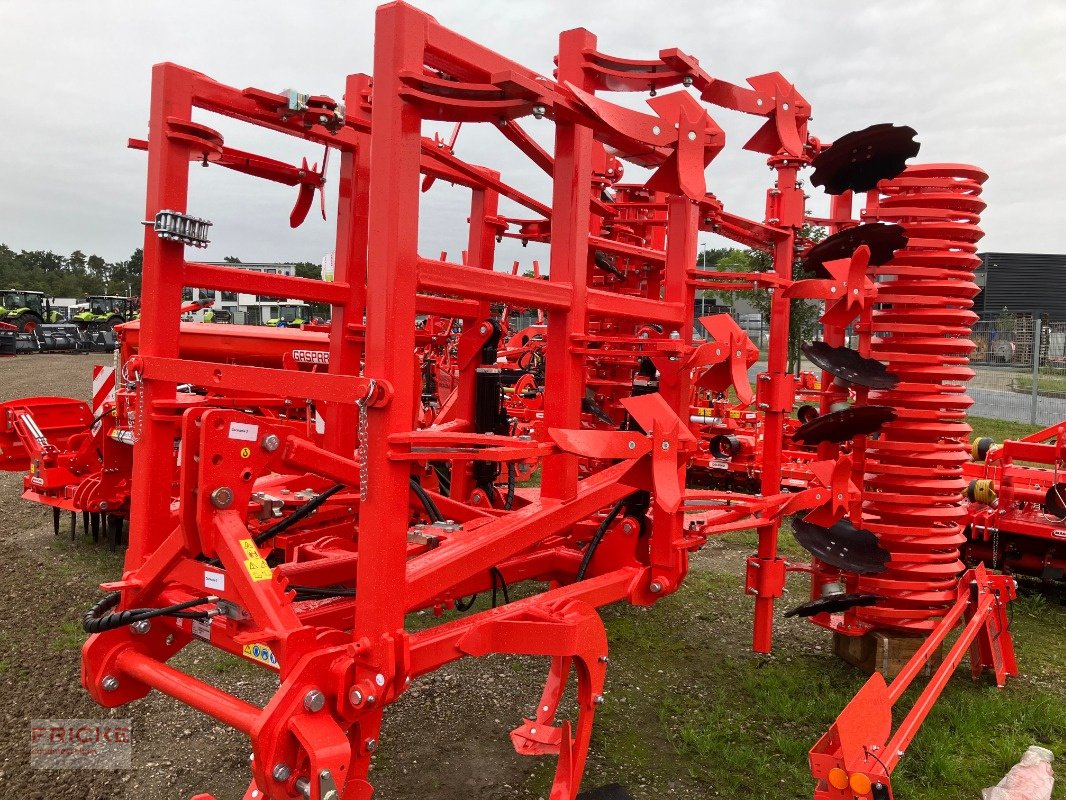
[243,642,280,669]
[239,539,272,581]
[228,422,259,442]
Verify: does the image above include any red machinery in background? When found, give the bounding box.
[964,423,1066,581]
[0,5,1019,799]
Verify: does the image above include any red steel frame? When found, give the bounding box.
[20,4,1017,800]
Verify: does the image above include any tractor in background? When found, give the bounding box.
[71,295,139,331]
[265,301,310,328]
[1,289,61,332]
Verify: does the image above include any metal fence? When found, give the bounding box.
[968,312,1066,426]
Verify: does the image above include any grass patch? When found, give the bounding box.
[968,415,1045,443]
[527,554,1066,798]
[52,620,88,651]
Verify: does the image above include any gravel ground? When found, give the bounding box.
[0,353,825,800]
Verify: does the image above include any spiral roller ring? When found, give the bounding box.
[857,164,987,632]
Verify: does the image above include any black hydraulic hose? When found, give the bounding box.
[576,500,627,581]
[410,477,444,523]
[289,585,356,601]
[83,592,217,634]
[490,566,510,607]
[253,484,346,547]
[504,463,516,511]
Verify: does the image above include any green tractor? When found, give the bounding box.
[1,289,60,333]
[71,296,139,331]
[265,303,311,328]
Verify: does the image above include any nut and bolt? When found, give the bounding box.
[366,738,378,752]
[101,675,119,692]
[210,487,234,509]
[272,764,291,782]
[261,434,280,453]
[650,581,663,593]
[532,104,546,119]
[598,655,610,664]
[593,694,605,705]
[350,689,364,706]
[303,689,326,713]
[682,76,694,87]
[131,619,151,635]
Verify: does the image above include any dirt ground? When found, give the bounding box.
[0,354,1060,800]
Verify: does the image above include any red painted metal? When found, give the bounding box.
[0,5,1021,799]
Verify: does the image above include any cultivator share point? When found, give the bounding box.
[0,5,1024,798]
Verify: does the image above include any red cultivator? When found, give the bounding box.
[0,4,1022,798]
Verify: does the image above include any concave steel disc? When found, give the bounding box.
[802,341,899,389]
[810,123,920,194]
[793,405,896,445]
[802,222,907,276]
[792,516,890,575]
[784,593,880,618]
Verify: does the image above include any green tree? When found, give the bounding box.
[699,225,827,374]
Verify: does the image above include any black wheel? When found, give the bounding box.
[12,312,43,334]
[105,314,124,328]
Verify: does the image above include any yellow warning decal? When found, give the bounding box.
[239,539,272,581]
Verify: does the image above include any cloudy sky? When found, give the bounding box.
[1,0,1063,269]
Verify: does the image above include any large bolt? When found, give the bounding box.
[210,487,234,509]
[593,694,605,705]
[682,76,694,87]
[350,688,364,706]
[532,104,546,119]
[261,434,280,453]
[101,675,119,692]
[131,619,151,635]
[365,738,378,752]
[650,581,663,593]
[272,764,291,782]
[303,689,325,713]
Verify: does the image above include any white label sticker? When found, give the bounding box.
[191,618,211,641]
[228,422,259,442]
[204,571,225,591]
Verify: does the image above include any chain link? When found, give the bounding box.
[356,379,376,503]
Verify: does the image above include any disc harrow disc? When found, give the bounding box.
[802,222,908,277]
[793,405,896,445]
[792,516,891,574]
[802,341,899,389]
[785,593,880,618]
[810,123,919,194]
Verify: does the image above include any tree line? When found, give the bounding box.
[0,244,144,298]
[0,245,323,301]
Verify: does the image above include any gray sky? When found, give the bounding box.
[1,0,1064,268]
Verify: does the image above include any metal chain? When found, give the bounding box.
[991,525,1000,570]
[356,379,376,503]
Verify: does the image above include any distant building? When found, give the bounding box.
[974,253,1066,321]
[184,262,315,324]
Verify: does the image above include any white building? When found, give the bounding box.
[184,262,317,324]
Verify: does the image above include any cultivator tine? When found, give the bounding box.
[69,511,76,540]
[53,507,61,537]
[81,510,90,541]
[810,123,919,194]
[89,512,100,544]
[791,516,890,575]
[802,341,899,390]
[793,405,896,445]
[785,593,880,618]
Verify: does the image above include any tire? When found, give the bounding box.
[106,314,124,328]
[12,312,43,334]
